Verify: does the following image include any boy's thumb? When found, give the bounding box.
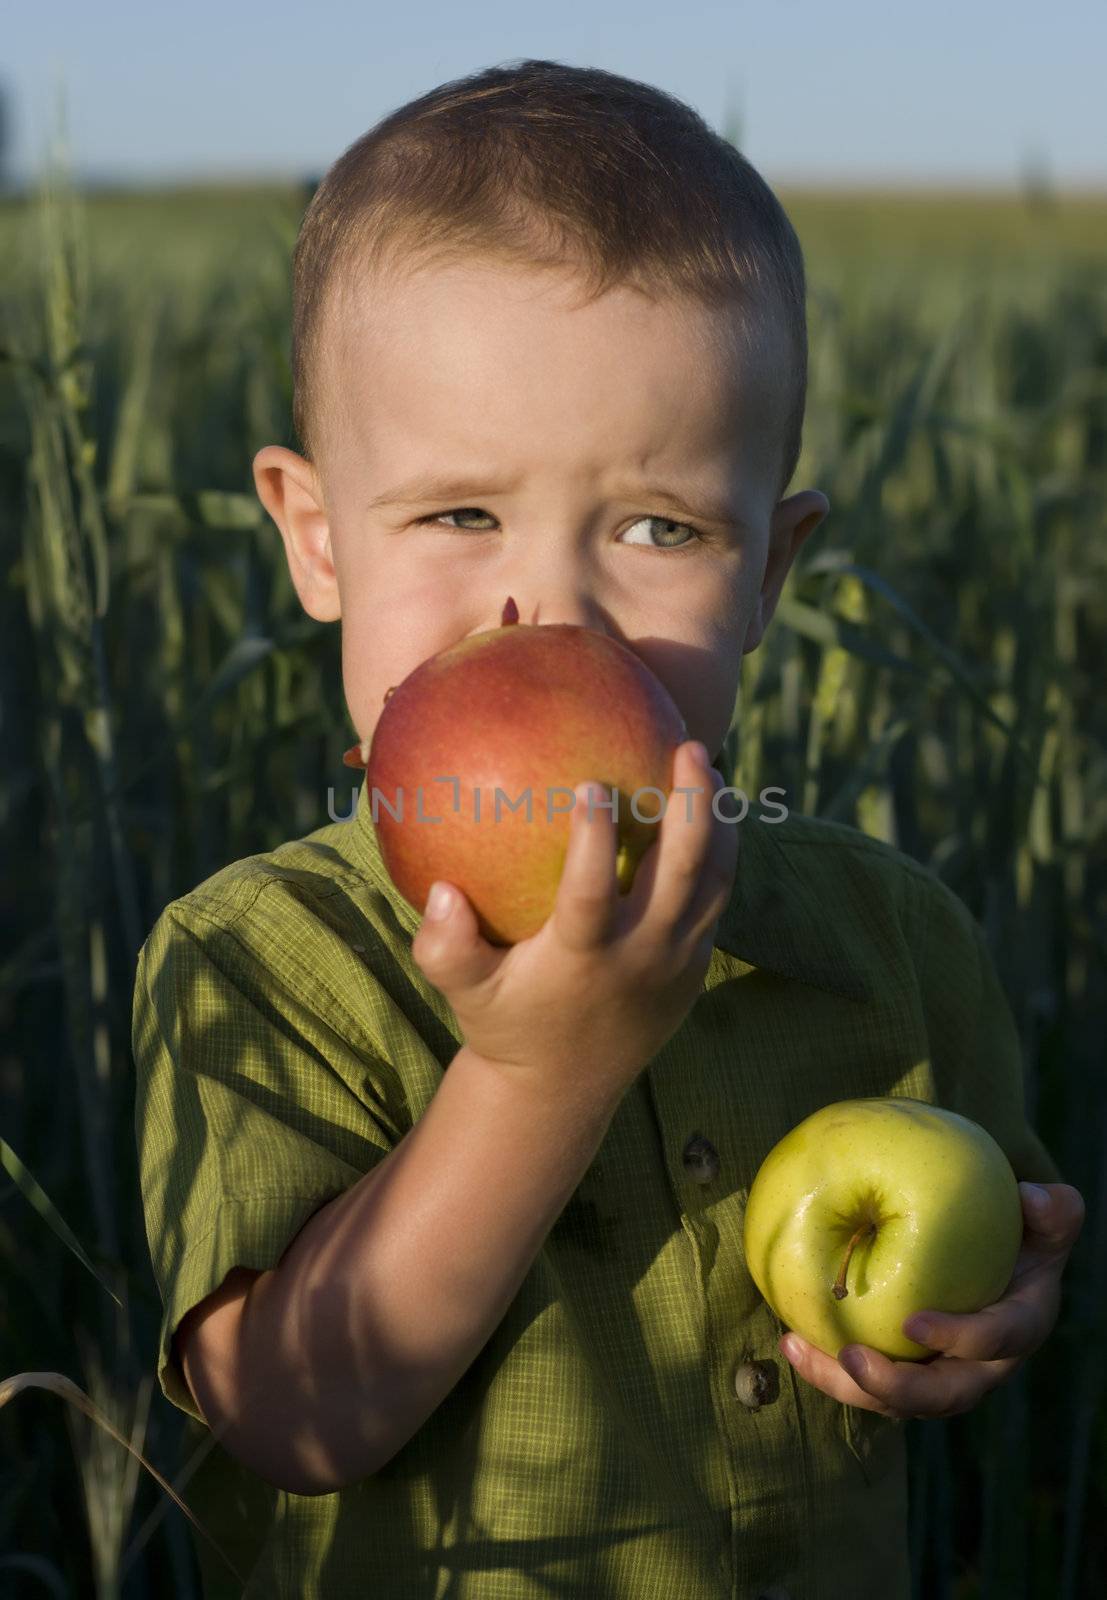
[411,881,499,991]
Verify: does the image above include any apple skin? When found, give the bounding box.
[743,1097,1024,1363]
[365,614,688,945]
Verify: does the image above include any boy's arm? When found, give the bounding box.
[175,1041,627,1497]
[173,1266,264,1416]
[175,745,731,1492]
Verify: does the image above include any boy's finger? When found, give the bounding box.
[632,743,717,935]
[551,782,619,952]
[689,764,741,921]
[676,797,740,947]
[411,880,503,993]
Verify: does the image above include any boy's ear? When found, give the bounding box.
[253,445,341,622]
[744,489,829,654]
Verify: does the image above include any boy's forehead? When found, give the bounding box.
[331,254,764,366]
[321,256,786,487]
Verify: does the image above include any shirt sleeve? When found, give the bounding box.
[132,898,405,1425]
[912,873,1063,1186]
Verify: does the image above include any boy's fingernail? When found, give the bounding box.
[425,882,453,920]
[688,741,709,767]
[839,1347,866,1380]
[1023,1182,1049,1213]
[904,1316,934,1343]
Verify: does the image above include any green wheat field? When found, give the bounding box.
[0,168,1104,1598]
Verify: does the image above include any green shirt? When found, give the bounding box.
[132,769,1061,1600]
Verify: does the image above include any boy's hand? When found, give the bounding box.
[779,1181,1086,1420]
[411,740,738,1102]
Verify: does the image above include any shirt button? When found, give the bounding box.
[733,1358,780,1410]
[682,1133,720,1184]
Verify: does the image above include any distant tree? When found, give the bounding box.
[721,82,745,153]
[0,79,11,192]
[1020,142,1057,214]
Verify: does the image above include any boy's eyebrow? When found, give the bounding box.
[364,472,748,527]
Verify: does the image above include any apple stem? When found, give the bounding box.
[501,596,520,626]
[832,1220,877,1301]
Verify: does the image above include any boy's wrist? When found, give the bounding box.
[452,1040,634,1125]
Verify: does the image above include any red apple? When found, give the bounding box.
[354,597,688,944]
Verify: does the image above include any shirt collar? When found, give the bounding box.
[711,802,872,1003]
[344,765,871,1005]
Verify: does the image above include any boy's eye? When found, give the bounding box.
[416,508,702,550]
[621,515,699,550]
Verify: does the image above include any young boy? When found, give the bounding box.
[132,59,1083,1600]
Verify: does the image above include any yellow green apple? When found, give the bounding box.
[362,595,687,945]
[743,1097,1024,1362]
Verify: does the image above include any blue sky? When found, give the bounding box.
[5,0,1105,191]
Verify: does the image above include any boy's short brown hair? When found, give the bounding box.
[291,58,809,501]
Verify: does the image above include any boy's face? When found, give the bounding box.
[254,258,828,761]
